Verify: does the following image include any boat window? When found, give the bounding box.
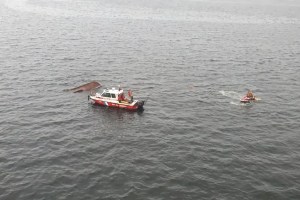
[111,94,116,98]
[102,93,111,98]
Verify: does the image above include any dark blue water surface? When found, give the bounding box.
[0,0,300,199]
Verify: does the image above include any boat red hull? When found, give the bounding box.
[240,96,256,103]
[89,96,144,111]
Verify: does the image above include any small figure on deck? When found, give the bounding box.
[246,90,254,99]
[128,89,133,103]
[118,93,125,103]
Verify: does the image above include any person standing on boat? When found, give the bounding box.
[118,93,125,103]
[246,90,254,98]
[128,89,133,103]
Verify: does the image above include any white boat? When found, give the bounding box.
[88,87,145,111]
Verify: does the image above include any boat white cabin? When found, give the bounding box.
[89,87,144,111]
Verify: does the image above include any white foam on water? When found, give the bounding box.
[219,90,242,100]
[230,101,240,106]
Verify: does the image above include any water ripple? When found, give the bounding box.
[1,0,300,199]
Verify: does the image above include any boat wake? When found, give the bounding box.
[220,90,252,106]
[220,90,261,107]
[219,90,241,100]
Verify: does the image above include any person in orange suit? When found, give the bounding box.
[246,90,254,99]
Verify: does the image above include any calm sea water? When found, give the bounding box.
[1,0,300,199]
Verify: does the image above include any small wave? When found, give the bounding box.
[61,57,75,61]
[230,101,253,107]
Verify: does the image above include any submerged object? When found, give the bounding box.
[88,87,145,111]
[64,81,101,93]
